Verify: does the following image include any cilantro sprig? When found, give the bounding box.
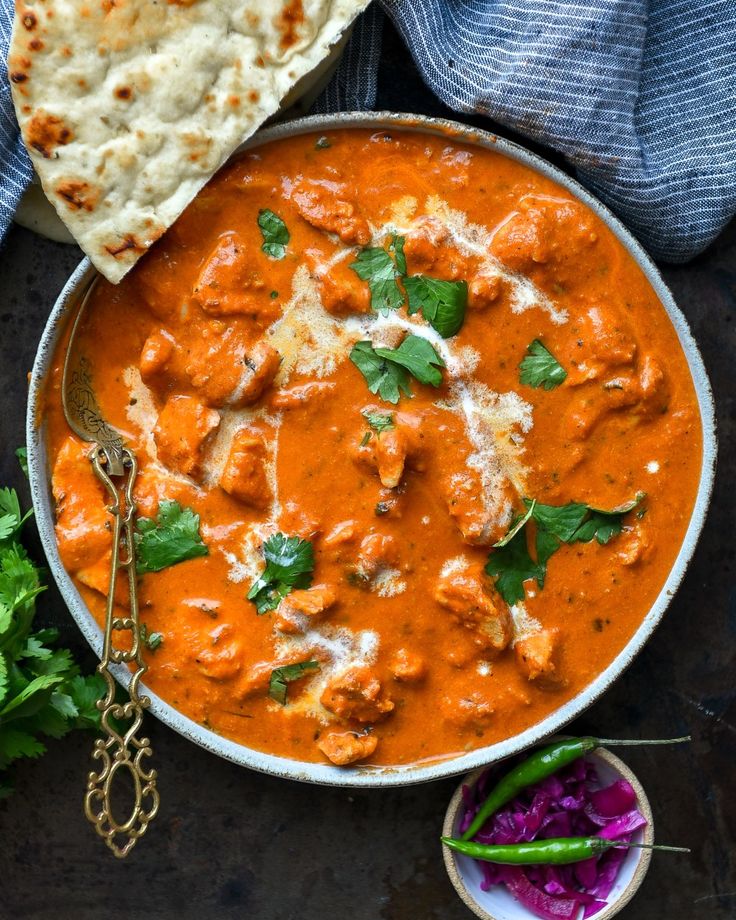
[258,209,290,260]
[269,660,320,705]
[486,493,646,605]
[247,533,315,614]
[134,501,208,575]
[0,484,105,797]
[519,339,568,390]
[350,335,445,405]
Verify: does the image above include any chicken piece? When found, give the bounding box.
[154,395,220,479]
[273,584,338,634]
[569,306,637,381]
[389,648,426,683]
[441,691,494,729]
[318,731,378,766]
[51,437,111,572]
[76,551,129,607]
[192,231,278,319]
[320,667,394,723]
[443,469,515,547]
[403,217,470,280]
[434,567,512,653]
[490,196,598,292]
[219,429,270,509]
[291,179,370,245]
[354,409,427,489]
[468,273,503,310]
[232,340,281,407]
[515,628,561,684]
[194,625,243,680]
[317,256,371,315]
[140,328,176,382]
[565,355,669,441]
[357,532,400,578]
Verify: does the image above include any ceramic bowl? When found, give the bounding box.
[442,747,654,920]
[26,112,717,787]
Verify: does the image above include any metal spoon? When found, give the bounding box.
[61,275,159,857]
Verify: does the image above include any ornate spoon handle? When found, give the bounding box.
[83,446,159,858]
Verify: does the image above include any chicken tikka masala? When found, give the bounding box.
[44,129,702,767]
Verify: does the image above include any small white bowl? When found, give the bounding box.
[442,747,654,920]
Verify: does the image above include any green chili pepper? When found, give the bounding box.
[442,836,689,865]
[461,735,690,842]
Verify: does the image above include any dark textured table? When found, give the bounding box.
[1,22,734,920]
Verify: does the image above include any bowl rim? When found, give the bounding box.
[26,111,717,788]
[441,747,655,920]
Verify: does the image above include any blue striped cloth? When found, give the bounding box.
[3,1,735,263]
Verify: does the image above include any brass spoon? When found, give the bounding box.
[62,276,159,857]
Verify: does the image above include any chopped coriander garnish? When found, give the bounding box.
[315,136,331,149]
[519,339,568,390]
[270,290,279,299]
[0,488,33,543]
[362,411,395,433]
[486,493,645,605]
[139,624,163,651]
[258,208,290,260]
[360,431,372,447]
[350,239,405,315]
[404,275,468,338]
[247,533,314,614]
[350,335,444,404]
[374,335,445,387]
[134,500,208,575]
[269,660,320,705]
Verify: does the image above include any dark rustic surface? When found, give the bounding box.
[1,22,734,920]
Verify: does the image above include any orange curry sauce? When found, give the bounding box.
[44,129,702,767]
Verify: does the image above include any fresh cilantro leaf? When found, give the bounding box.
[0,654,7,707]
[389,234,407,275]
[258,208,290,260]
[268,660,320,705]
[315,136,331,149]
[66,674,105,730]
[135,500,208,575]
[49,690,78,720]
[16,448,28,479]
[485,529,544,607]
[527,499,589,543]
[362,411,395,433]
[350,244,405,315]
[374,335,445,387]
[0,673,63,721]
[404,275,468,338]
[0,489,32,543]
[350,341,411,405]
[247,534,315,614]
[0,728,46,768]
[519,339,568,390]
[139,623,163,651]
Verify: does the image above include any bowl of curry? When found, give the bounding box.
[27,113,716,786]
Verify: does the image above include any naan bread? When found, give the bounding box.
[8,0,369,283]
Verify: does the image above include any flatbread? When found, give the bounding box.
[8,0,369,283]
